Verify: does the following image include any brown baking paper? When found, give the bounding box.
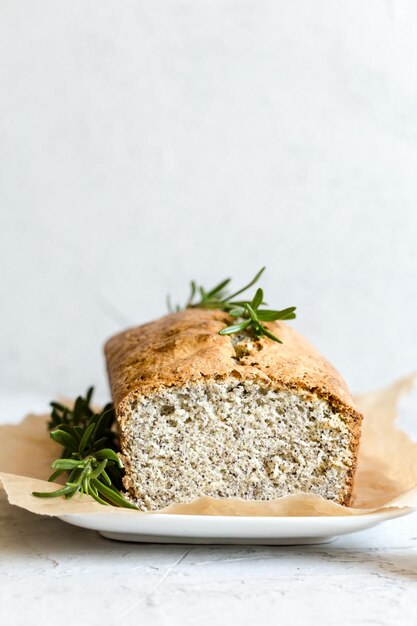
[1,374,416,517]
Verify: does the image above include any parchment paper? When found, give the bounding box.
[1,374,416,517]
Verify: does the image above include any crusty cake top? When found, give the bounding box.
[104,308,362,425]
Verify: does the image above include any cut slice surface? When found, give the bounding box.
[120,379,355,511]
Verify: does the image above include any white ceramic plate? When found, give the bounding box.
[58,507,415,545]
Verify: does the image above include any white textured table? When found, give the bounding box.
[1,395,416,626]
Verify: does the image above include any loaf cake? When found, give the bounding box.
[104,308,363,511]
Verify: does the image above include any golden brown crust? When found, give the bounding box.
[104,309,363,506]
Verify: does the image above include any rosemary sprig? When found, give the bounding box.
[169,267,296,343]
[33,388,137,509]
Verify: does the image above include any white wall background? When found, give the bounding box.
[1,1,416,407]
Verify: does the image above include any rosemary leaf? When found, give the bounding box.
[32,388,137,510]
[168,267,297,344]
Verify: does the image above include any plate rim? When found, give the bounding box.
[56,508,416,543]
[58,507,416,522]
